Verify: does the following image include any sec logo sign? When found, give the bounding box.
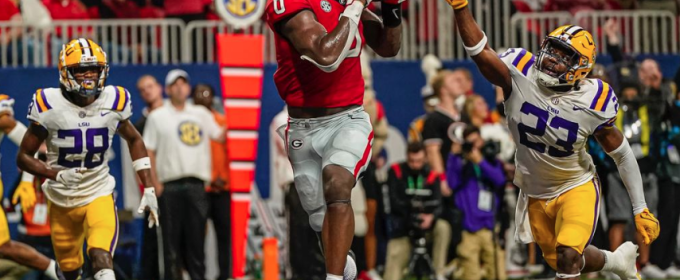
[215,0,265,29]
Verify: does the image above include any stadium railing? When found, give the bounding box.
[510,10,678,56]
[575,10,678,55]
[0,19,185,68]
[2,3,678,67]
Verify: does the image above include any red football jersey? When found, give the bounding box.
[265,0,365,108]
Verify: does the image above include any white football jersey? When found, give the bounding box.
[28,86,132,207]
[500,48,618,198]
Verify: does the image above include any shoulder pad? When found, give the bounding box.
[108,86,131,112]
[586,79,616,113]
[34,88,53,113]
[498,48,536,76]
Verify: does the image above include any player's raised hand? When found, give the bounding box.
[56,168,87,186]
[444,0,467,9]
[635,208,660,245]
[138,187,159,228]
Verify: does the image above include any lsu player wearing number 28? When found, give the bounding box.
[16,38,159,280]
[443,0,660,279]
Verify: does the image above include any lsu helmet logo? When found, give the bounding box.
[214,0,265,28]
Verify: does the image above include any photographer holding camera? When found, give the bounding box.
[447,126,507,280]
[384,142,452,280]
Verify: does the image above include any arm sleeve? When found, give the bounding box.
[607,137,647,215]
[142,113,158,151]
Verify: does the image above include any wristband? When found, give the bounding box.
[7,122,27,146]
[381,3,402,28]
[133,157,151,171]
[463,32,487,57]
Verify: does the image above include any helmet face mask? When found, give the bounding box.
[534,25,596,90]
[59,39,109,99]
[65,64,107,97]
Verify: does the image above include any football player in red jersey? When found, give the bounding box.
[265,0,402,277]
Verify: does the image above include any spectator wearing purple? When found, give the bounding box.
[446,125,506,280]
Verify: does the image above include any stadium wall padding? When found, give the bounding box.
[0,55,678,203]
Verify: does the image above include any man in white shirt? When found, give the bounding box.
[143,69,224,280]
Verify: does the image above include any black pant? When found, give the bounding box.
[208,191,231,280]
[159,177,209,280]
[139,211,160,280]
[286,183,326,280]
[650,178,680,269]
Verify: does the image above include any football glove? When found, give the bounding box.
[56,168,86,187]
[12,181,36,213]
[444,0,468,9]
[635,208,660,245]
[137,187,159,228]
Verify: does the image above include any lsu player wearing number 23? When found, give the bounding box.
[16,38,159,280]
[443,1,658,279]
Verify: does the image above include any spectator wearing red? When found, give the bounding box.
[0,0,20,22]
[138,0,165,18]
[43,0,89,19]
[165,0,204,22]
[98,0,142,18]
[0,0,21,45]
[43,0,90,38]
[543,0,619,14]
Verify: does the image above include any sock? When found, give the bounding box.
[327,274,343,280]
[43,260,58,280]
[94,268,116,280]
[601,249,617,271]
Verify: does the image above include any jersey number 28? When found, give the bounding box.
[517,102,579,157]
[57,128,109,168]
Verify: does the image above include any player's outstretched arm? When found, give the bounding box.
[445,0,511,94]
[17,123,56,180]
[118,119,159,228]
[594,126,659,245]
[278,0,367,72]
[362,6,401,57]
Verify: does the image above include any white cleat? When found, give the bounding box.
[640,264,667,279]
[665,265,680,278]
[613,242,642,280]
[344,252,357,280]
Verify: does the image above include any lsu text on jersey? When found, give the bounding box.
[27,85,131,271]
[500,26,617,269]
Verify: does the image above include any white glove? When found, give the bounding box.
[137,187,159,228]
[56,168,86,186]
